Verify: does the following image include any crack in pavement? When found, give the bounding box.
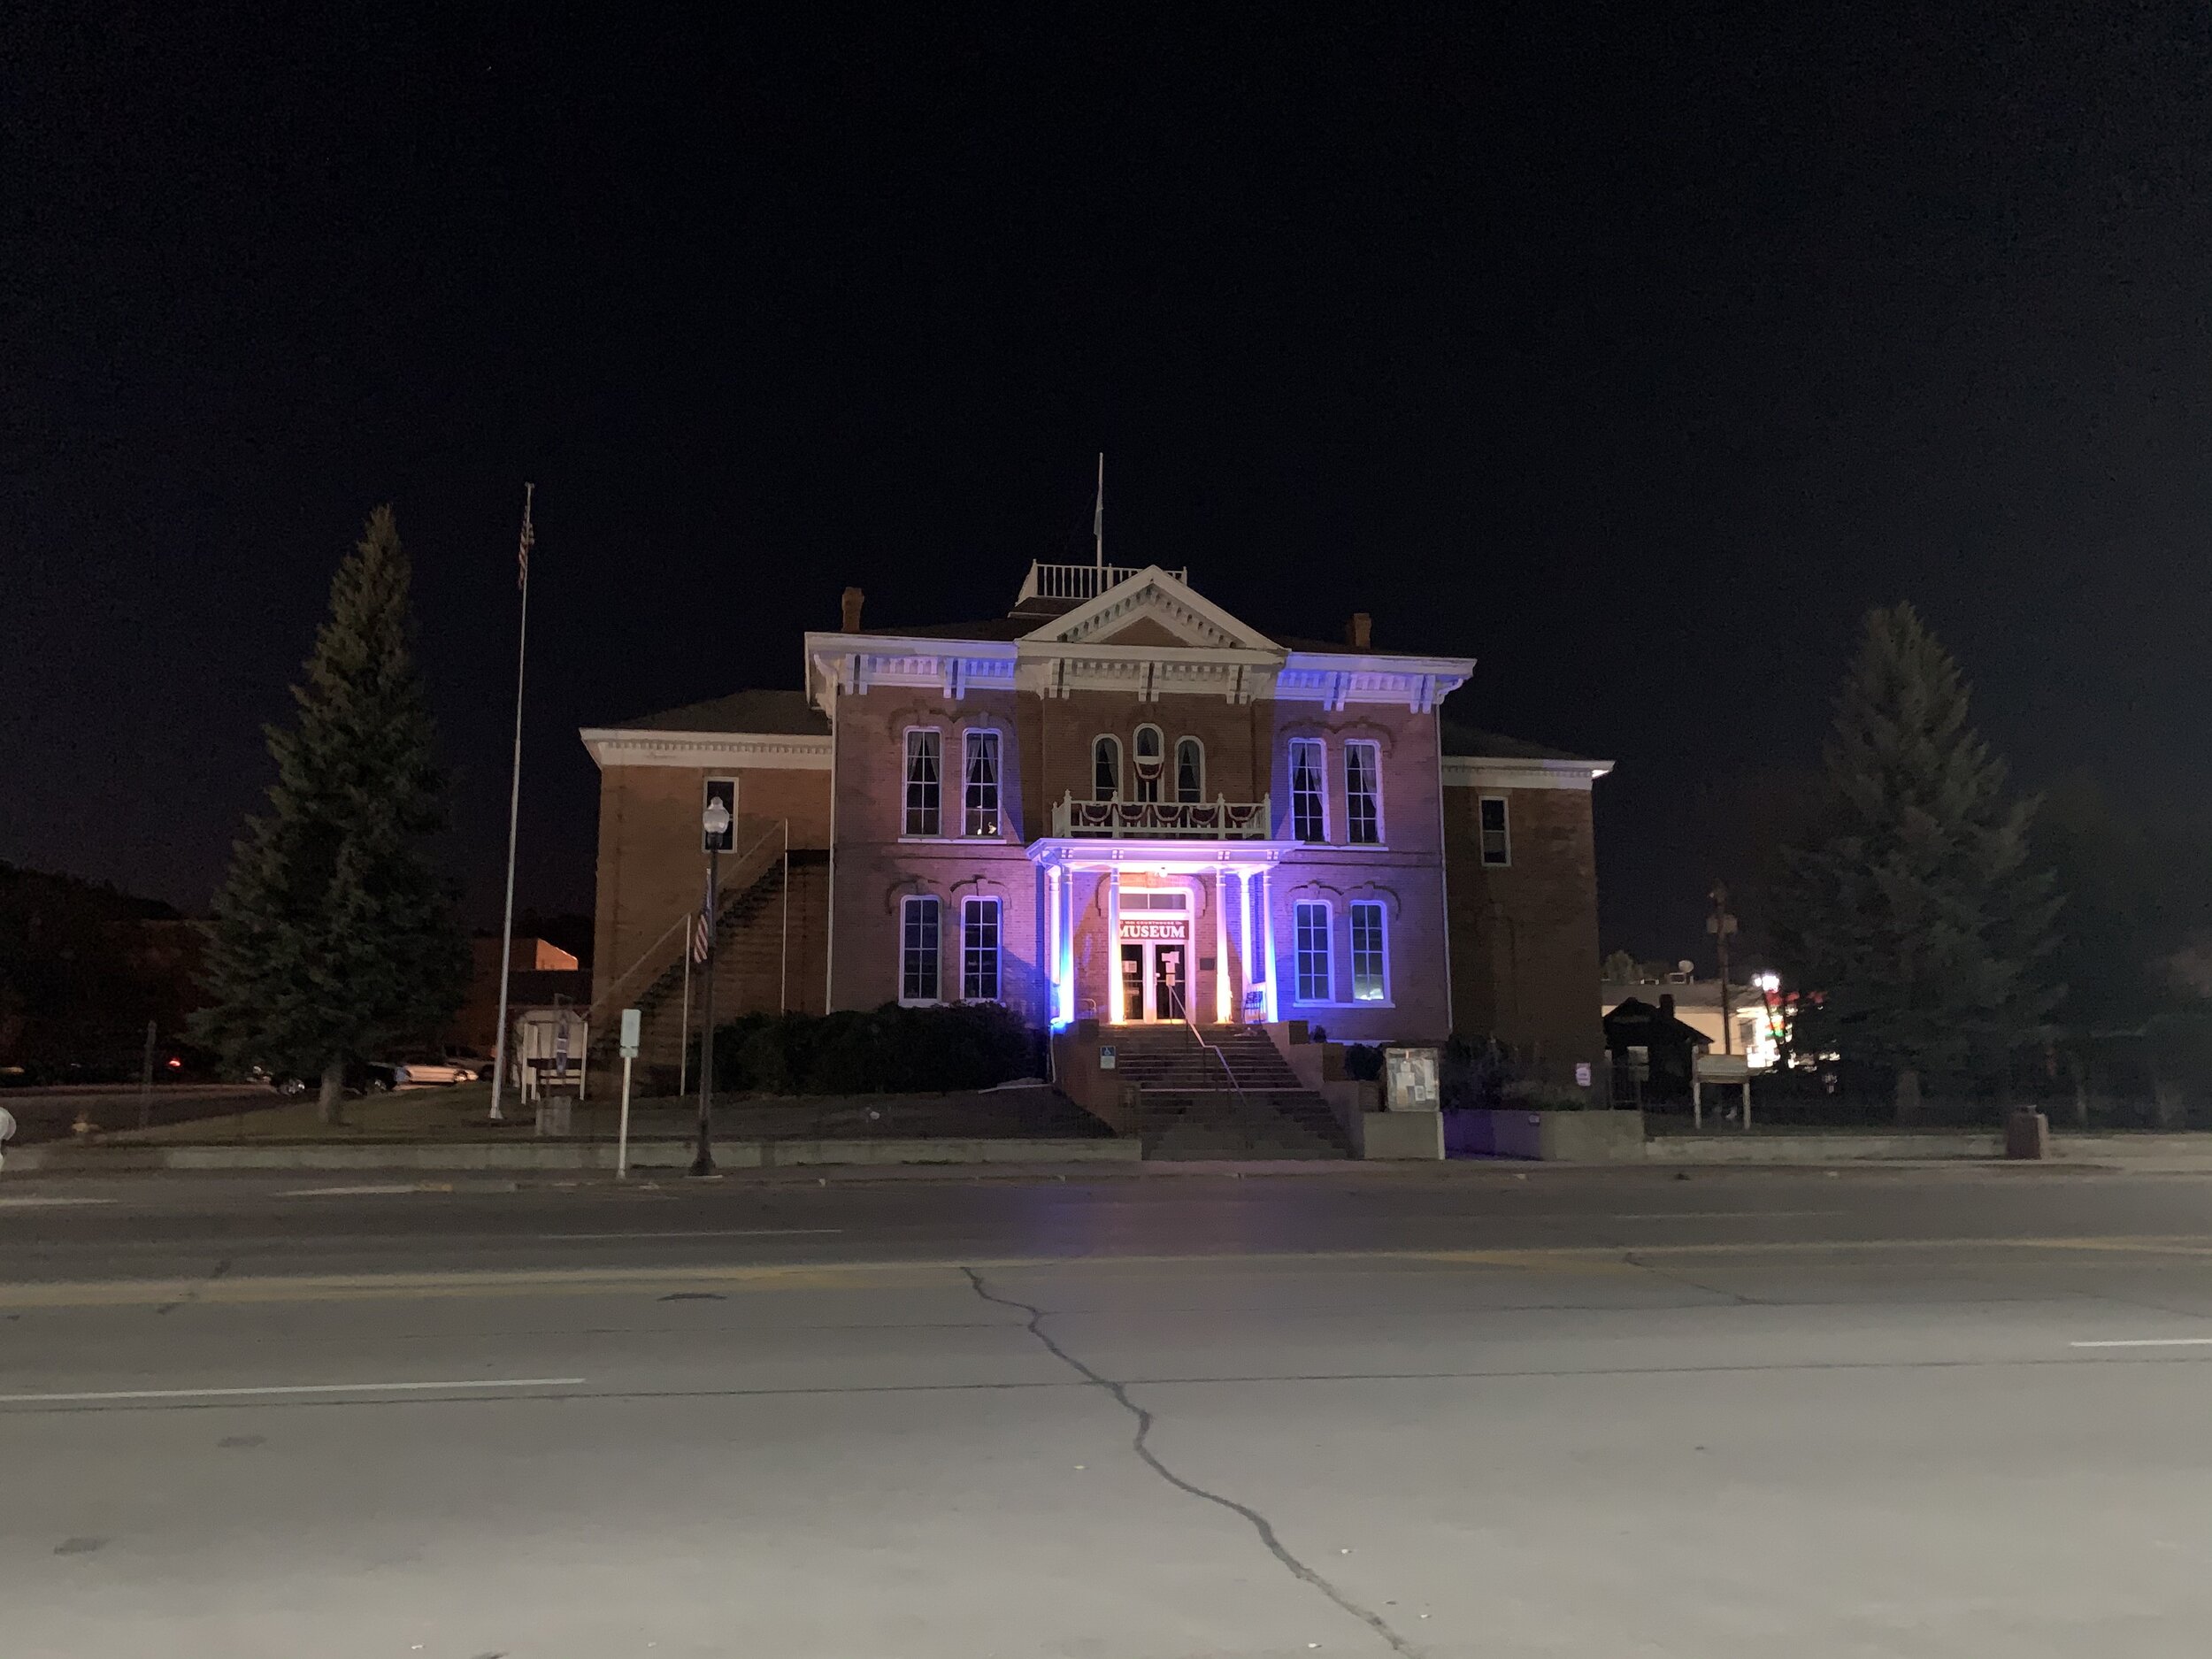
[961,1264,1418,1657]
[154,1256,232,1317]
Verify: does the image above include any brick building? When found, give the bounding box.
[581,563,1608,1074]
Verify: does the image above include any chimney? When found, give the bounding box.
[1658,994,1677,1020]
[841,586,864,633]
[1346,611,1372,650]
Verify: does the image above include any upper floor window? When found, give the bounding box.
[1289,739,1326,843]
[1345,741,1382,845]
[1349,901,1387,1002]
[1294,901,1333,1002]
[962,897,1001,1000]
[1175,737,1203,803]
[900,895,941,1002]
[903,730,941,836]
[963,730,1001,837]
[1093,735,1121,802]
[1133,724,1164,803]
[1479,795,1510,865]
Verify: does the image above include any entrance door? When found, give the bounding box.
[1120,944,1146,1022]
[1153,943,1187,1022]
[1118,939,1190,1021]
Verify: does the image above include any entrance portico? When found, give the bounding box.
[1030,837,1294,1028]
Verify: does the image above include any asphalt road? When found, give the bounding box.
[7,1164,2212,1657]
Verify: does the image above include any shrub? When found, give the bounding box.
[697,1002,1041,1095]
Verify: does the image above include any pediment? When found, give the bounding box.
[1022,566,1279,652]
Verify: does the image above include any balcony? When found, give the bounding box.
[1017,561,1189,603]
[1049,792,1271,840]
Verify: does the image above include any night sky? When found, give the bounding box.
[8,8,2209,962]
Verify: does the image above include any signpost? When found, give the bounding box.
[617,1007,641,1179]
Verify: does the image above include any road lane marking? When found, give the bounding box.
[0,1197,119,1209]
[1610,1211,1848,1220]
[0,1377,586,1404]
[12,1235,2212,1310]
[2070,1337,2212,1348]
[278,1185,455,1197]
[536,1228,847,1240]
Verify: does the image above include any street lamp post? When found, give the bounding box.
[693,780,736,1177]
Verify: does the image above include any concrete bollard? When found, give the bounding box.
[2005,1106,2049,1161]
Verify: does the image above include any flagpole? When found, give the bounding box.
[488,483,534,1124]
[1094,451,1104,573]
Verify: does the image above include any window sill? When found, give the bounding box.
[1290,1000,1396,1010]
[897,833,1016,845]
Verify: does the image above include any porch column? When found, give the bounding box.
[1258,868,1279,1022]
[1213,867,1232,1025]
[1046,864,1064,1025]
[1238,867,1255,1018]
[1106,866,1124,1024]
[1059,866,1076,1025]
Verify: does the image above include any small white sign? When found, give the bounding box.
[1099,1045,1117,1071]
[619,1007,641,1059]
[1697,1052,1751,1082]
[1574,1062,1593,1088]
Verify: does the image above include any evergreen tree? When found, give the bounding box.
[194,507,468,1122]
[1771,603,2057,1116]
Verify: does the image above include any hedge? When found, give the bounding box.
[693,1002,1043,1095]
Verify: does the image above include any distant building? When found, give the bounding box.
[581,562,1611,1071]
[449,937,586,1056]
[1601,976,1776,1069]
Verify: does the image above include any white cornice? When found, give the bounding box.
[1441,755,1614,791]
[1277,652,1475,714]
[581,728,833,772]
[803,632,1022,709]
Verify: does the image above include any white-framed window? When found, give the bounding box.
[1175,737,1204,803]
[1349,901,1387,1002]
[903,729,941,837]
[1345,741,1382,845]
[1093,735,1121,802]
[1294,901,1333,1003]
[1479,795,1510,866]
[900,895,941,1002]
[1289,738,1326,843]
[963,729,1001,838]
[1133,723,1164,803]
[962,896,1000,1000]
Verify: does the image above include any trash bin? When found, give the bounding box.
[534,1097,574,1138]
[2005,1106,2048,1160]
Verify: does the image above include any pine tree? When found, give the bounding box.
[1772,603,2057,1117]
[194,507,468,1123]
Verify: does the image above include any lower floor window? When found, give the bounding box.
[1294,902,1332,1002]
[962,896,1000,1000]
[1349,901,1386,1002]
[901,895,941,1002]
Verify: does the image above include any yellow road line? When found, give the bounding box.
[8,1233,2212,1310]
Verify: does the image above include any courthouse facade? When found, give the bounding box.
[583,563,1609,1069]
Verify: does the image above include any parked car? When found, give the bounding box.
[250,1060,394,1098]
[381,1051,480,1088]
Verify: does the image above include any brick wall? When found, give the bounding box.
[590,763,831,1015]
[1443,782,1602,1067]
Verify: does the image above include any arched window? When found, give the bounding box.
[1132,724,1164,803]
[1092,735,1122,802]
[1174,737,1203,803]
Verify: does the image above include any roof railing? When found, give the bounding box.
[1017,561,1189,603]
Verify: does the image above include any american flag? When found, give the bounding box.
[692,871,713,963]
[517,483,535,591]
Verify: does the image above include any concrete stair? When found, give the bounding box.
[1107,1025,1352,1159]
